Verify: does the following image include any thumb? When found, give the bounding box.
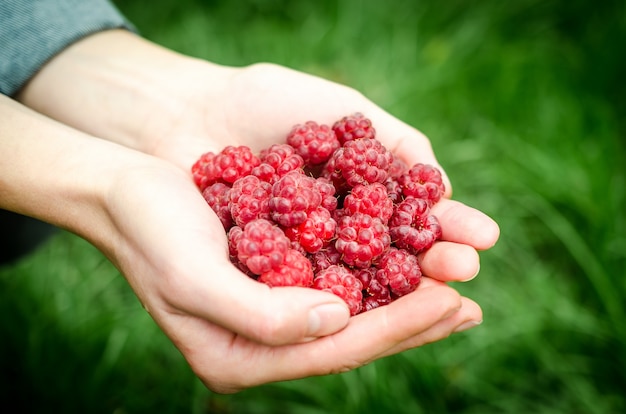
[165,257,351,346]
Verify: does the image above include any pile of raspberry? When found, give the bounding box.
[192,113,445,316]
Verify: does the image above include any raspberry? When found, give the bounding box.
[353,267,392,312]
[258,249,314,287]
[343,183,394,224]
[201,182,232,230]
[287,121,340,165]
[376,247,422,297]
[361,278,392,312]
[227,225,255,277]
[191,146,260,190]
[384,177,403,204]
[252,144,305,184]
[322,138,393,190]
[388,153,409,179]
[229,175,272,228]
[313,265,363,316]
[315,177,338,212]
[389,197,442,254]
[284,206,336,254]
[332,207,349,223]
[236,219,291,275]
[398,163,445,206]
[269,170,322,227]
[332,112,376,144]
[335,213,391,268]
[310,244,342,274]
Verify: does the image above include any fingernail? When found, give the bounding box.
[308,303,350,337]
[454,320,483,333]
[462,264,480,282]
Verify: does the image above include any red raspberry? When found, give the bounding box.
[361,278,392,312]
[315,177,338,212]
[227,225,255,277]
[236,219,291,275]
[201,182,232,230]
[313,265,363,316]
[287,121,340,165]
[284,206,336,254]
[397,163,445,206]
[310,243,342,274]
[353,267,392,312]
[322,138,393,190]
[332,207,349,223]
[376,247,422,297]
[343,183,394,224]
[229,175,272,228]
[388,153,409,179]
[252,144,305,184]
[384,177,403,204]
[332,112,376,144]
[191,146,260,190]
[269,170,322,227]
[335,213,391,268]
[389,197,442,254]
[258,249,314,287]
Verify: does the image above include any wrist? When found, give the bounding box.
[0,95,172,251]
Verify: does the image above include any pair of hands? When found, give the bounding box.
[15,30,499,393]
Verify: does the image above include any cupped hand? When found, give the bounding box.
[16,30,500,392]
[103,159,485,393]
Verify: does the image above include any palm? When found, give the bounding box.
[150,63,442,185]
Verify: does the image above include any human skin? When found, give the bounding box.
[6,30,500,393]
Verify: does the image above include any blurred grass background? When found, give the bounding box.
[1,0,625,412]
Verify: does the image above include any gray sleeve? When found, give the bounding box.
[0,0,136,97]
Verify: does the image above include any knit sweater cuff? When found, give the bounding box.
[0,0,136,96]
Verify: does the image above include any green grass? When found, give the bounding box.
[1,0,625,412]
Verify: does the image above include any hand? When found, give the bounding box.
[106,161,486,393]
[14,30,500,393]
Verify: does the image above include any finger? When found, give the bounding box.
[418,241,480,282]
[245,283,464,385]
[160,278,465,393]
[431,198,500,250]
[163,255,351,346]
[379,295,483,358]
